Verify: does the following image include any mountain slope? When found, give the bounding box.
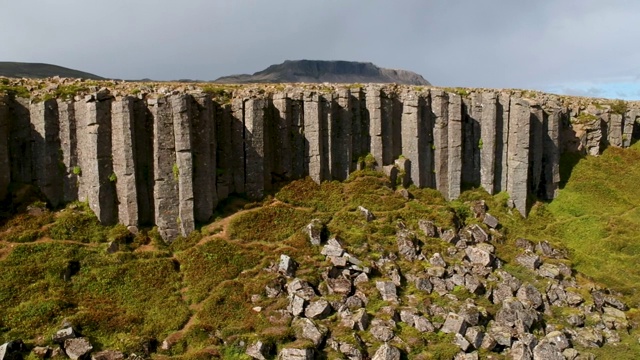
[215,60,430,85]
[0,62,103,80]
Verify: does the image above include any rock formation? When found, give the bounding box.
[1,79,638,241]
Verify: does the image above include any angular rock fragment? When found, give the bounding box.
[396,229,418,261]
[464,244,495,267]
[278,255,297,277]
[357,206,375,221]
[532,341,564,360]
[246,341,270,360]
[515,250,541,270]
[371,343,400,360]
[0,340,25,360]
[292,317,326,347]
[306,219,324,246]
[441,313,469,335]
[376,281,398,302]
[419,219,438,237]
[483,213,499,229]
[305,299,332,319]
[64,338,93,360]
[278,348,314,360]
[91,350,124,360]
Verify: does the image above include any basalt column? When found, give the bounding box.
[507,98,531,216]
[149,96,180,240]
[608,112,623,147]
[447,93,463,200]
[0,96,9,200]
[9,98,32,184]
[192,94,217,222]
[365,86,384,168]
[349,88,368,166]
[495,93,510,193]
[132,98,154,226]
[321,93,334,181]
[244,97,269,200]
[215,104,233,200]
[231,98,245,194]
[170,94,196,236]
[272,92,292,180]
[57,99,78,203]
[431,90,449,198]
[304,92,324,183]
[480,92,497,194]
[75,92,117,224]
[623,109,639,148]
[529,102,544,197]
[30,100,63,207]
[543,106,561,200]
[111,97,139,228]
[400,91,426,187]
[331,89,353,181]
[462,93,482,186]
[289,91,306,180]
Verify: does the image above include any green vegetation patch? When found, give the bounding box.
[227,204,313,243]
[276,178,346,212]
[177,238,260,303]
[49,202,109,242]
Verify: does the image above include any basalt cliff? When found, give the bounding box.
[0,78,638,241]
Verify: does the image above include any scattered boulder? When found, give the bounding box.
[305,299,332,319]
[396,229,418,261]
[292,318,327,347]
[371,343,400,360]
[464,244,495,267]
[53,327,77,344]
[376,281,398,302]
[246,341,270,360]
[419,219,438,237]
[32,346,51,359]
[278,348,314,360]
[467,224,488,243]
[483,213,499,229]
[532,341,564,360]
[515,250,541,270]
[278,255,297,277]
[441,313,469,335]
[357,206,375,222]
[306,219,324,246]
[0,340,25,360]
[64,338,93,360]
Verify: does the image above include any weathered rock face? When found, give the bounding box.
[1,80,638,241]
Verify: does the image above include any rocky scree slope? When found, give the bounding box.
[0,169,638,359]
[0,77,638,243]
[214,60,430,85]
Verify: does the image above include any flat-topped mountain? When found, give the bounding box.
[0,62,103,80]
[214,60,430,85]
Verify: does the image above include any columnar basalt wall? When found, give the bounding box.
[1,82,639,241]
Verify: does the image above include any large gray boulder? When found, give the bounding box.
[371,344,400,360]
[246,341,270,360]
[376,281,398,302]
[292,317,327,347]
[278,348,314,360]
[441,313,469,335]
[306,219,323,245]
[64,338,93,360]
[532,341,564,360]
[0,340,25,360]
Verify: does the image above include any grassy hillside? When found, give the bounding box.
[0,144,639,358]
[0,62,103,79]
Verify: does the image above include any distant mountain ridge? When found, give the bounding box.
[214,60,430,85]
[0,62,103,80]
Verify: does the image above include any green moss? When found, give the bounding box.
[72,166,82,176]
[610,99,628,115]
[49,202,108,243]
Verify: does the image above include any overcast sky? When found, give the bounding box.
[3,0,640,99]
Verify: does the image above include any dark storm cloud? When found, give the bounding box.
[2,0,640,96]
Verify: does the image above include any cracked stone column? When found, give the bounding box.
[321,93,334,181]
[215,103,232,200]
[431,90,449,198]
[529,101,544,197]
[9,97,32,184]
[0,96,9,200]
[622,109,638,148]
[332,89,352,180]
[350,87,366,164]
[382,92,396,165]
[111,97,139,228]
[30,100,63,207]
[447,93,463,200]
[272,92,292,179]
[75,91,117,224]
[289,91,305,180]
[231,98,245,194]
[304,91,324,183]
[244,97,268,199]
[462,93,482,186]
[192,94,217,223]
[507,97,531,217]
[421,90,434,188]
[608,112,623,147]
[400,90,423,187]
[57,99,78,203]
[131,97,154,226]
[170,94,196,237]
[480,92,497,194]
[149,96,180,240]
[495,93,510,193]
[365,85,383,168]
[543,105,562,200]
